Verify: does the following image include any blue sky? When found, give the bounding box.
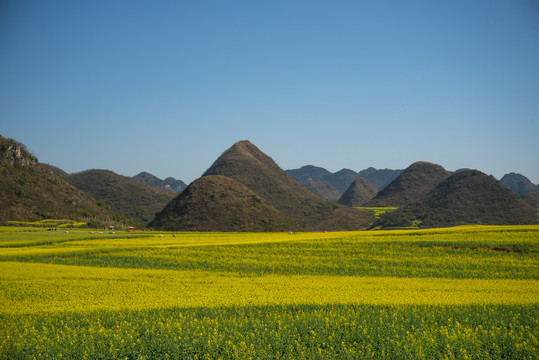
[1,0,538,184]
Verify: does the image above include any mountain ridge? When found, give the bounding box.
[286,165,402,200]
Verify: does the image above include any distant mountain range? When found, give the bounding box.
[131,172,186,193]
[1,134,537,229]
[286,166,402,201]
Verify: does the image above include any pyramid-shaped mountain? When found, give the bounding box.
[338,178,378,207]
[149,175,297,231]
[375,170,538,228]
[364,161,452,207]
[67,169,175,224]
[202,140,374,230]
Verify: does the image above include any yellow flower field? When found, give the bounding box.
[1,225,537,359]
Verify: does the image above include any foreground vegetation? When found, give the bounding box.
[1,225,537,359]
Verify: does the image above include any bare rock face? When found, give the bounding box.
[500,172,539,196]
[0,137,37,167]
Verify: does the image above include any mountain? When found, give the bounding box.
[0,135,120,226]
[364,161,452,207]
[202,140,374,231]
[66,169,175,224]
[522,192,539,209]
[132,172,187,193]
[322,169,360,194]
[285,166,339,200]
[374,170,537,228]
[163,177,187,192]
[338,178,378,207]
[149,175,297,231]
[358,167,403,190]
[285,165,331,183]
[286,166,402,200]
[286,166,359,195]
[499,173,539,196]
[303,181,341,202]
[522,191,539,208]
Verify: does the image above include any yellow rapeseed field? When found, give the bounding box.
[0,225,537,359]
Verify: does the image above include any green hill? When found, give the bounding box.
[0,135,121,226]
[338,178,378,207]
[149,175,297,231]
[202,140,374,231]
[375,170,538,228]
[66,169,175,224]
[365,161,452,207]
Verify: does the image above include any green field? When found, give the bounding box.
[1,225,538,359]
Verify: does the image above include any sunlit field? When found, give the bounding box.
[1,225,538,359]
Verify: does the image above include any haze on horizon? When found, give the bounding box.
[1,0,538,184]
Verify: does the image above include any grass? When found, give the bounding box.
[1,225,538,359]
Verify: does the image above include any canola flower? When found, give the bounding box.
[0,225,537,359]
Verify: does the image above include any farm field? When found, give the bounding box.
[1,225,538,359]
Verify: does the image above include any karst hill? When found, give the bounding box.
[131,172,187,193]
[151,140,374,231]
[66,169,176,224]
[338,178,378,207]
[286,165,402,200]
[375,169,538,228]
[364,161,453,207]
[149,175,297,231]
[500,173,539,196]
[0,135,120,225]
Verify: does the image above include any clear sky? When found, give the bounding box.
[1,0,538,184]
